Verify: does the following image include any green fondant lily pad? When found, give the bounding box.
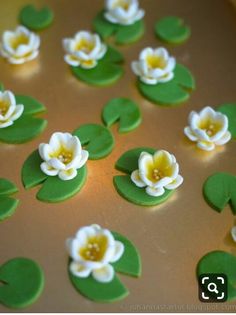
[0,83,4,91]
[203,172,236,214]
[69,231,141,302]
[155,16,190,44]
[0,178,19,221]
[93,10,144,44]
[73,124,114,160]
[0,257,44,309]
[197,251,236,301]
[71,46,123,86]
[217,103,236,139]
[114,147,174,206]
[137,63,195,106]
[0,92,47,144]
[19,4,54,31]
[102,98,141,133]
[22,150,87,203]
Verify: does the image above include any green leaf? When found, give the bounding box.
[217,103,236,139]
[138,63,195,106]
[71,46,123,87]
[0,197,19,221]
[155,16,190,44]
[0,116,47,144]
[22,150,48,189]
[0,178,18,196]
[93,10,144,44]
[115,147,155,174]
[112,232,141,277]
[115,19,145,44]
[197,251,236,301]
[114,175,174,206]
[0,257,44,309]
[73,124,114,159]
[15,95,46,115]
[0,83,4,91]
[19,4,54,31]
[102,98,141,133]
[69,265,128,303]
[36,166,87,203]
[203,172,236,214]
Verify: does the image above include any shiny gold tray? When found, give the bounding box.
[0,0,236,312]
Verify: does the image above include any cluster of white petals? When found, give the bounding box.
[104,0,145,25]
[131,47,176,85]
[0,90,24,128]
[184,107,231,151]
[0,26,40,64]
[63,31,107,68]
[67,224,124,283]
[131,150,183,197]
[39,132,88,181]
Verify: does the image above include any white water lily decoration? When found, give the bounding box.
[39,132,89,181]
[104,0,145,25]
[0,90,24,128]
[66,224,124,283]
[63,31,107,68]
[131,47,176,85]
[184,107,231,151]
[131,150,183,197]
[0,26,40,64]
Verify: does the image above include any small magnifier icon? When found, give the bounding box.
[207,282,219,294]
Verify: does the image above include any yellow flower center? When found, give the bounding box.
[0,99,9,116]
[50,147,73,164]
[113,0,130,10]
[80,235,108,261]
[10,33,29,50]
[146,55,166,69]
[198,118,222,137]
[152,169,164,180]
[75,38,95,53]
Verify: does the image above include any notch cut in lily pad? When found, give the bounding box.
[137,63,195,106]
[155,16,190,44]
[0,178,19,221]
[0,93,47,144]
[197,251,236,301]
[203,172,236,214]
[71,46,123,86]
[73,124,114,160]
[102,98,141,133]
[114,147,174,206]
[21,150,87,203]
[0,257,44,309]
[93,10,145,45]
[69,231,141,302]
[19,4,54,31]
[217,103,236,139]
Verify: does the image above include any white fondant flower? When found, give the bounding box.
[0,90,24,128]
[62,31,107,68]
[104,0,145,25]
[184,106,231,151]
[131,150,183,197]
[131,47,176,85]
[0,26,40,64]
[231,226,236,243]
[66,224,124,283]
[39,132,89,181]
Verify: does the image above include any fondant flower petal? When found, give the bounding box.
[80,59,97,69]
[110,241,125,263]
[197,141,215,151]
[48,158,66,170]
[184,126,198,141]
[0,120,13,128]
[40,162,59,176]
[131,170,146,187]
[231,226,236,242]
[165,175,184,190]
[70,261,92,278]
[92,264,114,283]
[214,131,231,145]
[58,168,77,180]
[38,144,52,161]
[10,104,24,121]
[146,186,165,197]
[64,54,80,67]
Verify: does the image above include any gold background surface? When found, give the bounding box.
[0,0,236,312]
